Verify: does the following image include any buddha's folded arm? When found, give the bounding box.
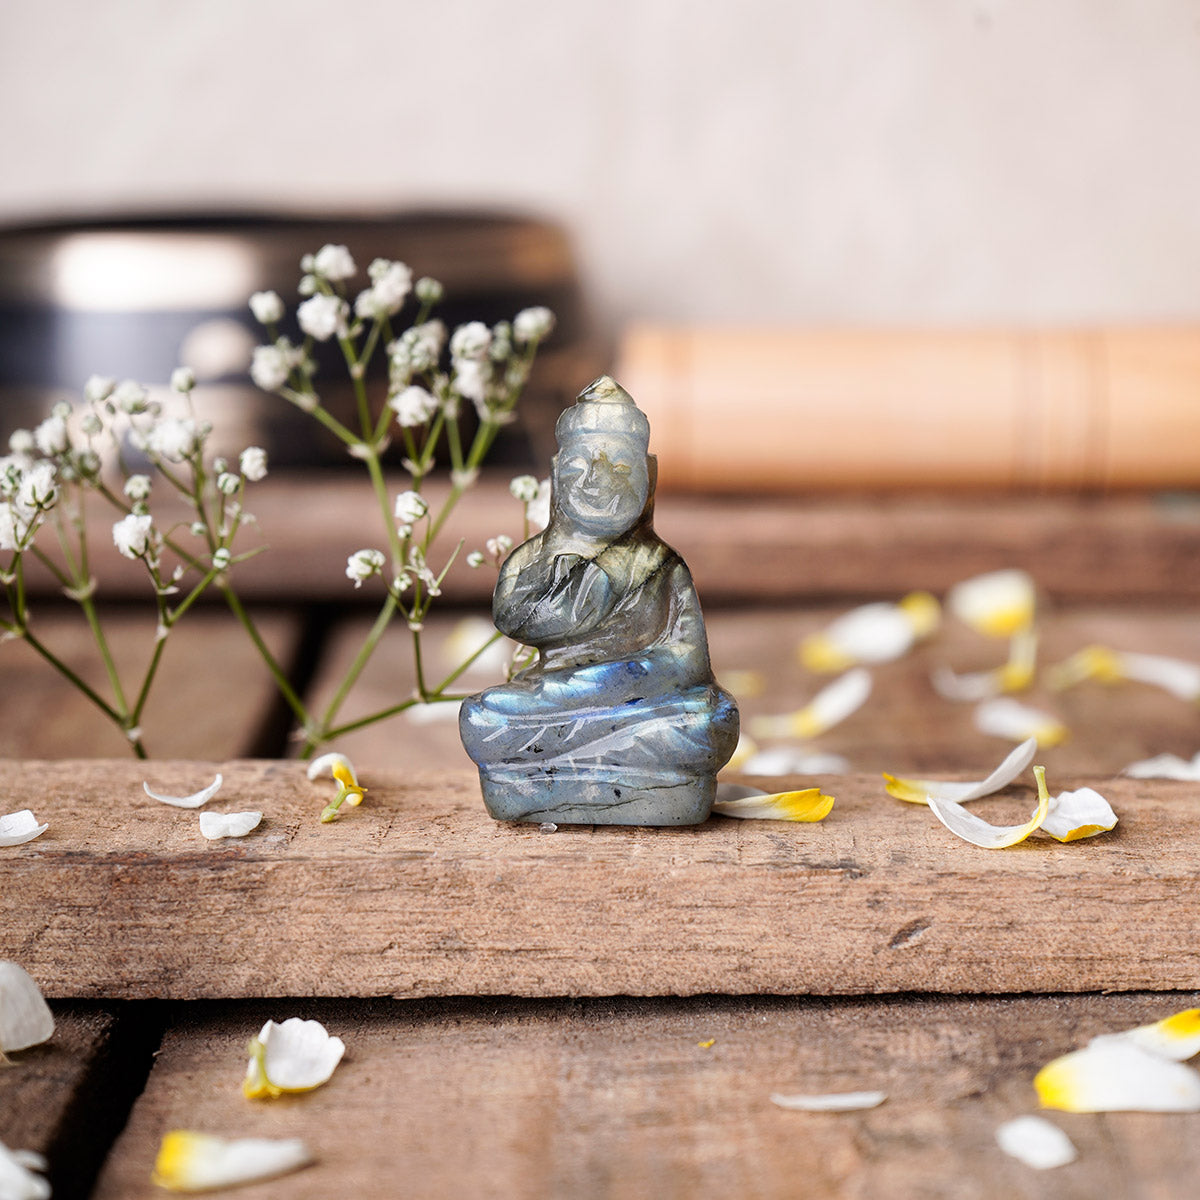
[494,546,616,645]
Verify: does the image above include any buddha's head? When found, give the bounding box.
[552,376,653,538]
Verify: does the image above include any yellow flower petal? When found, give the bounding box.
[749,669,871,740]
[1035,1040,1200,1114]
[1047,645,1200,701]
[152,1131,314,1192]
[242,1018,345,1099]
[897,590,941,638]
[712,786,835,822]
[883,738,1037,806]
[925,763,1052,849]
[799,603,919,671]
[973,698,1067,746]
[1123,1008,1200,1061]
[947,569,1036,637]
[1039,787,1117,843]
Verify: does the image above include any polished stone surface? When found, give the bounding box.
[460,376,738,825]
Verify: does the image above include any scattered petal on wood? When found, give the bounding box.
[198,812,263,840]
[749,668,872,739]
[152,1131,314,1192]
[713,786,835,822]
[1047,645,1200,702]
[0,1140,50,1200]
[884,738,1037,805]
[243,1018,346,1099]
[994,1115,1077,1169]
[143,774,223,809]
[0,962,54,1053]
[0,810,48,847]
[742,748,851,776]
[947,569,1036,637]
[799,593,938,671]
[974,698,1067,747]
[926,765,1052,849]
[1040,787,1118,843]
[769,1091,886,1111]
[1123,751,1200,781]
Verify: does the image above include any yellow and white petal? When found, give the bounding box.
[1035,1038,1200,1113]
[0,962,55,1053]
[947,569,1036,637]
[712,786,835,822]
[742,747,851,775]
[1039,787,1117,843]
[306,752,358,784]
[749,669,871,739]
[152,1131,314,1192]
[0,810,48,847]
[974,698,1067,746]
[198,811,263,840]
[926,767,1052,849]
[994,1115,1076,1169]
[243,1018,346,1099]
[143,773,223,809]
[1118,1008,1200,1062]
[0,1141,50,1200]
[769,1090,886,1111]
[800,603,916,671]
[897,590,941,638]
[883,737,1037,805]
[1123,751,1200,781]
[720,669,767,699]
[933,629,1038,702]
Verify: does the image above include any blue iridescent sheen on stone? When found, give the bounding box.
[460,375,739,825]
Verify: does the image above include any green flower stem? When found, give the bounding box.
[218,583,310,727]
[20,627,126,729]
[412,623,429,699]
[426,418,500,546]
[130,603,169,728]
[336,330,372,439]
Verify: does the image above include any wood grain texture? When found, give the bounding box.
[306,606,1200,776]
[0,611,300,760]
[93,992,1200,1200]
[16,476,1200,604]
[2,761,1198,1001]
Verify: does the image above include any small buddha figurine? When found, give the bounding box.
[459,376,739,825]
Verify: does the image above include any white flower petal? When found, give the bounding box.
[931,664,1004,702]
[0,962,55,1052]
[995,1115,1076,1169]
[800,603,915,671]
[927,780,1051,850]
[0,810,48,846]
[406,700,463,724]
[143,773,223,809]
[1123,751,1200,781]
[0,1141,50,1200]
[306,752,355,782]
[198,811,262,840]
[974,698,1067,746]
[947,569,1036,637]
[712,786,835,822]
[1039,787,1117,842]
[750,668,871,739]
[1036,1038,1200,1113]
[152,1131,313,1192]
[884,738,1037,805]
[769,1091,886,1111]
[1117,651,1200,702]
[741,748,851,776]
[243,1018,346,1098]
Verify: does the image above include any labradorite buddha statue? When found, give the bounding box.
[459,375,739,825]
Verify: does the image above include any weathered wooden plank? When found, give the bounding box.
[0,611,302,759]
[307,606,1200,776]
[17,477,1200,604]
[93,992,1200,1200]
[2,761,1198,1000]
[0,1003,162,1200]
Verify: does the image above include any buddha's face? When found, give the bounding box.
[554,439,649,537]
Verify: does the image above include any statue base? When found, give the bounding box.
[478,771,716,826]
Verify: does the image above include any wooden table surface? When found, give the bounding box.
[3,480,1199,1198]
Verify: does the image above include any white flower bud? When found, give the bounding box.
[312,244,357,281]
[486,535,513,559]
[250,344,292,392]
[239,446,268,482]
[394,490,428,524]
[34,414,69,456]
[170,366,196,393]
[467,550,485,568]
[124,474,152,501]
[113,513,154,560]
[217,472,240,495]
[508,475,539,503]
[387,385,439,428]
[113,380,149,414]
[249,290,285,324]
[84,375,116,403]
[212,547,232,571]
[415,277,444,305]
[8,429,34,455]
[146,417,199,462]
[80,413,103,436]
[297,294,347,342]
[190,521,207,537]
[513,306,556,344]
[450,321,491,361]
[345,548,385,588]
[298,273,319,296]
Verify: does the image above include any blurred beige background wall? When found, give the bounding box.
[2,0,1199,331]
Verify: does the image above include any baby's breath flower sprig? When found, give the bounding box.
[0,384,270,757]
